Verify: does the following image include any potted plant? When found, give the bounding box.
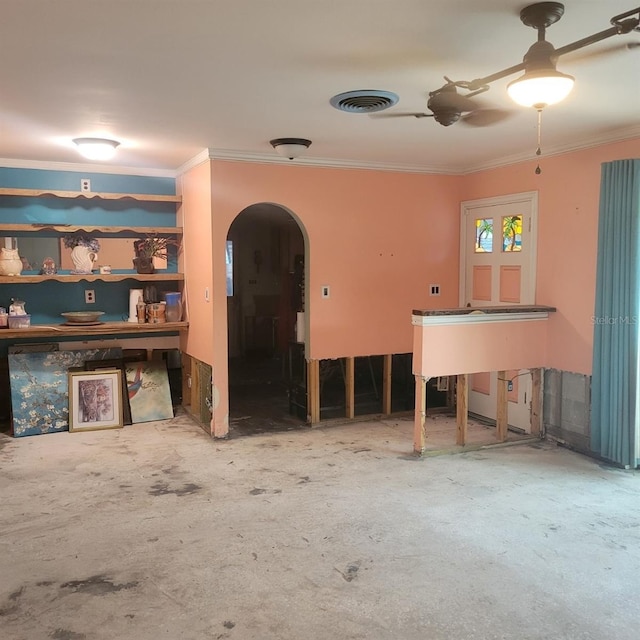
[133,235,180,274]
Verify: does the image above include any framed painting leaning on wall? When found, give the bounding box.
[68,369,124,432]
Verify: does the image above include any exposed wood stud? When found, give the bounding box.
[382,354,392,415]
[530,368,542,436]
[181,353,192,409]
[414,375,428,454]
[307,360,320,424]
[496,370,508,442]
[191,357,201,423]
[345,356,355,419]
[456,373,468,446]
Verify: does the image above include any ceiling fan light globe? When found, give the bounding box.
[72,137,120,161]
[507,71,574,108]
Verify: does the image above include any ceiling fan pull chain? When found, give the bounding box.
[535,108,543,175]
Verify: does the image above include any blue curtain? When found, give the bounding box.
[591,159,640,468]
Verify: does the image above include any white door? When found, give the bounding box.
[459,192,538,432]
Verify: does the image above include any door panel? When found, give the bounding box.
[460,192,538,432]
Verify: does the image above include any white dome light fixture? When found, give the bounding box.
[507,69,574,108]
[270,138,312,160]
[506,40,574,109]
[72,137,120,161]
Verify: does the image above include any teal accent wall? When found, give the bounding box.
[0,166,179,343]
[0,167,176,194]
[0,167,176,227]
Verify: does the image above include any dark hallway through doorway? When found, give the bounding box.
[226,204,307,436]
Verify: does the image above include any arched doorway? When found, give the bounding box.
[226,203,308,435]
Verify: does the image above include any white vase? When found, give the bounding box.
[0,247,23,276]
[71,245,97,274]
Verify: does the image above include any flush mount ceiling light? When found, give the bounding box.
[270,138,312,160]
[72,137,120,161]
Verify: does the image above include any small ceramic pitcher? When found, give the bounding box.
[70,245,97,274]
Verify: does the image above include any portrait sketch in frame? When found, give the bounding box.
[68,369,124,432]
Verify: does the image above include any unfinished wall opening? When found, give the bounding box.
[226,203,307,436]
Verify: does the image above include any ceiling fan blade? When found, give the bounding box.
[460,109,514,128]
[369,112,434,119]
[562,41,640,65]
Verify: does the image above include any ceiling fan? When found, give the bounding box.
[370,77,512,127]
[391,79,512,127]
[383,2,640,127]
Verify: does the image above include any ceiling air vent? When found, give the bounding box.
[330,90,399,113]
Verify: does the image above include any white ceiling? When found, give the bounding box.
[1,0,639,175]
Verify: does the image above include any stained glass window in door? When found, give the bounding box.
[502,215,522,252]
[475,218,493,253]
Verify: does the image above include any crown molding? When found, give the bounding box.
[0,156,176,178]
[204,148,454,175]
[182,126,640,176]
[461,125,640,174]
[175,149,212,175]
[4,124,639,180]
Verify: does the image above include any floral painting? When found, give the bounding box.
[125,360,174,423]
[8,348,123,437]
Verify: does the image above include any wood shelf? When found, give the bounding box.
[0,223,182,235]
[0,188,181,204]
[0,272,184,284]
[0,321,188,340]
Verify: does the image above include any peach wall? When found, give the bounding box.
[177,161,214,366]
[412,318,550,378]
[210,160,463,360]
[459,137,640,375]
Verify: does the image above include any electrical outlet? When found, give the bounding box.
[429,284,441,296]
[85,289,95,304]
[80,178,91,192]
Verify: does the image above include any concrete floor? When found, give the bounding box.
[1,414,639,640]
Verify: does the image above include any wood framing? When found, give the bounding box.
[530,367,542,436]
[456,373,468,445]
[382,354,392,415]
[414,375,428,454]
[307,359,320,424]
[496,370,508,442]
[345,356,355,419]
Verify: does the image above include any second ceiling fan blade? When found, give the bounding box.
[369,112,434,119]
[461,109,515,127]
[562,41,639,65]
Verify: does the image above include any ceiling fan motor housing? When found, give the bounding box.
[523,39,559,69]
[432,108,462,126]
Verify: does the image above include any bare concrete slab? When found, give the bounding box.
[1,414,638,640]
